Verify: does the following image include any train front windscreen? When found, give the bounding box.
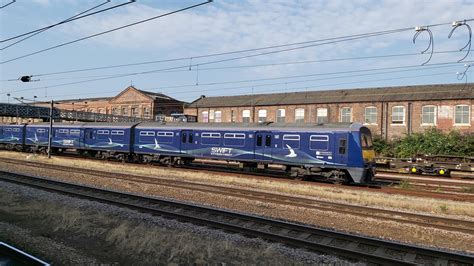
[360,127,375,163]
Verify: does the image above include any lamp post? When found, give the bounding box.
[48,100,53,159]
[7,93,10,103]
[33,95,37,106]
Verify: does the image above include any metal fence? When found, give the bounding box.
[0,103,153,123]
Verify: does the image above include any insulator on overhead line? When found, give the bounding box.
[20,76,31,82]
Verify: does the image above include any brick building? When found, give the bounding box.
[184,83,473,139]
[36,86,184,120]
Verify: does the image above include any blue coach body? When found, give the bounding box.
[25,123,85,149]
[1,121,374,184]
[133,122,374,183]
[0,124,26,147]
[82,123,136,153]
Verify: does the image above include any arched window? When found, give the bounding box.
[242,110,251,123]
[201,111,209,123]
[421,106,436,125]
[340,107,352,123]
[276,109,285,123]
[391,106,405,125]
[364,107,377,124]
[454,105,470,125]
[258,109,267,122]
[295,108,305,123]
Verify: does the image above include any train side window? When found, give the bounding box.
[189,133,193,143]
[182,133,187,143]
[339,138,347,154]
[265,135,271,146]
[310,135,329,150]
[256,135,262,146]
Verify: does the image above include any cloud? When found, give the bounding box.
[30,0,50,6]
[61,1,473,59]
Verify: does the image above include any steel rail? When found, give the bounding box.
[1,157,474,235]
[0,170,473,265]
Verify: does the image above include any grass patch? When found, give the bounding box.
[462,186,474,193]
[397,179,413,190]
[439,204,449,213]
[1,151,474,217]
[0,187,318,265]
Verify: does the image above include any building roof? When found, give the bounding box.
[186,83,474,108]
[36,86,183,104]
[137,89,183,103]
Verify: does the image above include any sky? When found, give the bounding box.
[0,0,473,104]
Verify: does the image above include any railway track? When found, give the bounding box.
[1,170,473,265]
[375,172,474,194]
[1,157,474,235]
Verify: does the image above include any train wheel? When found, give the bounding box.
[409,166,421,175]
[437,168,450,177]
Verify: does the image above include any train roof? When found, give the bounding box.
[26,122,138,129]
[21,122,365,132]
[136,122,364,132]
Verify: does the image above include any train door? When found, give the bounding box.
[84,128,96,146]
[180,130,194,154]
[255,132,272,162]
[334,133,348,165]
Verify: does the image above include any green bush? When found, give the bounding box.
[374,129,474,158]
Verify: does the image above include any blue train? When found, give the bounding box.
[0,122,375,184]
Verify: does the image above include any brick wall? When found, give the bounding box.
[185,99,473,139]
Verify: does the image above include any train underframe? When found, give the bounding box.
[1,145,367,184]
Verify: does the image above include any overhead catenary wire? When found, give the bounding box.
[0,0,15,9]
[4,17,474,76]
[37,71,462,102]
[1,0,112,51]
[25,29,413,77]
[0,49,467,82]
[0,0,135,43]
[182,71,461,101]
[0,29,422,86]
[8,60,471,98]
[0,0,214,64]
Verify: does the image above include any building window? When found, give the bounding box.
[391,106,405,124]
[242,110,251,123]
[121,107,128,116]
[202,111,209,123]
[295,108,305,123]
[454,105,470,125]
[143,107,150,118]
[112,108,119,115]
[316,108,328,124]
[422,106,436,125]
[364,107,377,124]
[276,109,285,123]
[215,111,222,123]
[231,110,236,122]
[209,110,215,120]
[340,107,352,123]
[131,106,139,117]
[258,109,267,122]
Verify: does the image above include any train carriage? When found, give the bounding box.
[25,123,85,151]
[0,121,375,184]
[132,122,375,183]
[81,123,137,159]
[0,124,26,150]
